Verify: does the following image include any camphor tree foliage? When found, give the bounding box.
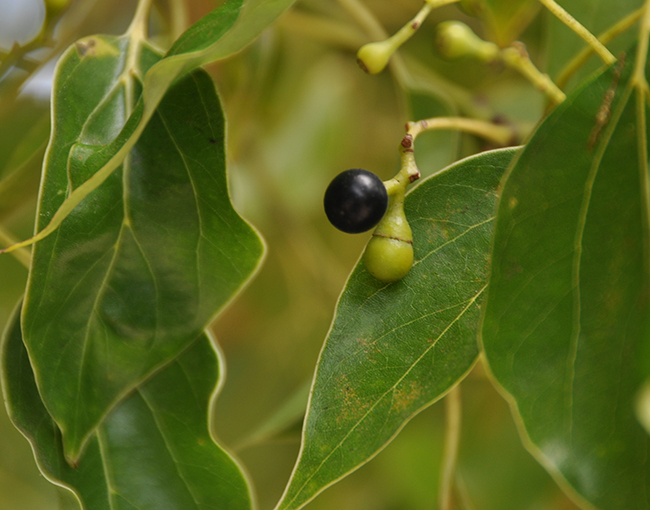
[0,0,650,508]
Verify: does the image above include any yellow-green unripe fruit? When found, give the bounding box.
[364,236,413,283]
[363,193,413,283]
[357,39,396,74]
[434,21,499,62]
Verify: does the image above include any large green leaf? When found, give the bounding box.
[2,303,253,510]
[458,376,582,510]
[22,28,264,460]
[274,147,517,510]
[12,0,297,250]
[481,54,650,508]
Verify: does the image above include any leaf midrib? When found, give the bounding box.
[283,284,486,509]
[565,74,635,442]
[68,34,161,453]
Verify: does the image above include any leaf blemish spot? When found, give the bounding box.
[588,54,625,149]
[75,38,97,57]
[391,381,422,413]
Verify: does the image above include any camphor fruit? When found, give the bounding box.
[357,39,399,74]
[324,154,417,283]
[324,169,388,234]
[434,21,499,62]
[363,192,413,283]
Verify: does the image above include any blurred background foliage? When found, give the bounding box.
[0,0,633,508]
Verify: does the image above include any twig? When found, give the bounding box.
[406,116,516,146]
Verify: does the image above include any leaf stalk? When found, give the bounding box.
[537,0,616,65]
[500,42,566,105]
[406,116,516,146]
[0,225,31,268]
[439,385,462,510]
[632,0,650,90]
[556,7,644,90]
[634,0,650,287]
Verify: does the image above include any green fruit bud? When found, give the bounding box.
[434,21,498,62]
[363,192,413,283]
[364,236,413,283]
[357,39,397,74]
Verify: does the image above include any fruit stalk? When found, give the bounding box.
[356,0,459,74]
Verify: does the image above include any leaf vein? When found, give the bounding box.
[286,285,486,507]
[565,77,634,441]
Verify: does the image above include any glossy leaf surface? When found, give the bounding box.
[275,147,517,510]
[22,30,264,460]
[481,55,650,508]
[3,304,253,510]
[18,0,297,249]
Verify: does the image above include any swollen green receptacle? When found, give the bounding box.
[357,39,396,74]
[434,21,499,62]
[362,133,419,283]
[364,236,413,283]
[363,193,413,283]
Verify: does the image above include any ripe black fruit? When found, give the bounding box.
[324,169,388,234]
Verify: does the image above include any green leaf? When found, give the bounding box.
[2,302,253,510]
[22,30,264,461]
[12,0,297,250]
[274,147,517,510]
[481,55,650,508]
[458,377,580,510]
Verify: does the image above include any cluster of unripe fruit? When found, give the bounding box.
[324,169,414,284]
[357,18,499,76]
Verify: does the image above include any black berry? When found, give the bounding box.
[324,169,388,234]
